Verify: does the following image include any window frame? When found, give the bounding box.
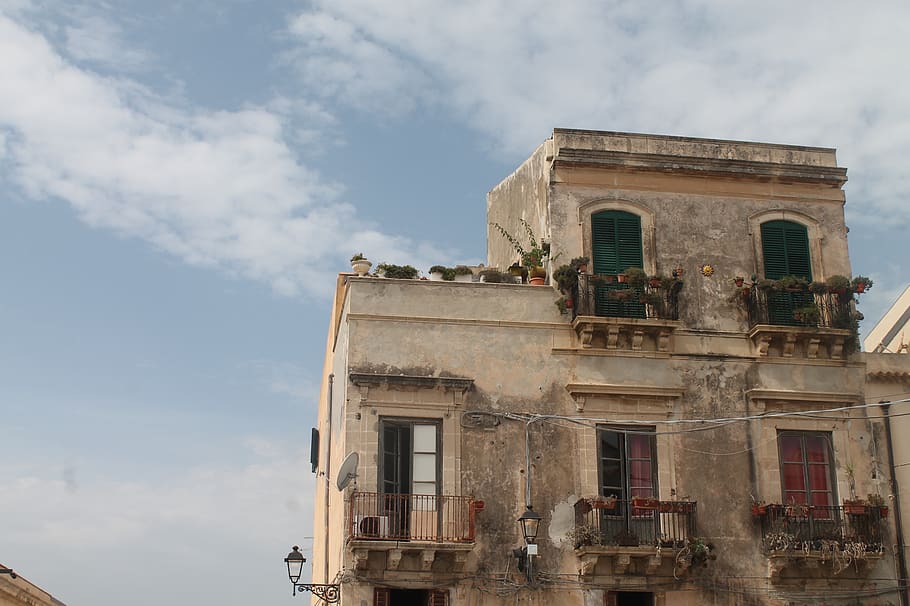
[378,417,441,497]
[777,430,837,509]
[596,426,658,503]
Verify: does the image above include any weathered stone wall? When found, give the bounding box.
[313,131,905,606]
[324,277,899,604]
[486,139,553,271]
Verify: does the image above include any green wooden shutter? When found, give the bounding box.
[760,220,813,325]
[760,220,812,281]
[591,211,644,318]
[592,211,642,274]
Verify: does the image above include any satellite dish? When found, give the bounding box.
[336,452,359,491]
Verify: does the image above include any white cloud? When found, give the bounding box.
[0,443,314,605]
[0,13,448,298]
[64,14,151,71]
[287,0,910,224]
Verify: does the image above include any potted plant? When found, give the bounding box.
[852,275,873,293]
[785,502,812,518]
[490,219,557,284]
[555,296,570,314]
[570,256,589,273]
[567,523,601,549]
[453,265,474,282]
[793,305,820,325]
[751,499,768,517]
[553,264,578,293]
[376,263,419,279]
[660,500,695,514]
[480,269,508,283]
[757,278,778,292]
[808,281,829,294]
[351,253,372,276]
[826,274,851,295]
[843,499,869,515]
[624,267,648,289]
[429,265,447,281]
[591,495,618,510]
[867,493,889,518]
[778,275,809,291]
[631,496,660,509]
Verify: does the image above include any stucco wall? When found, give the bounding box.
[314,131,900,606]
[321,277,898,605]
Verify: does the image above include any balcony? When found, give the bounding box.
[753,504,886,580]
[348,492,480,573]
[569,274,683,352]
[746,288,855,359]
[572,498,698,578]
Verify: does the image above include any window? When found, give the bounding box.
[380,419,439,496]
[599,427,657,501]
[591,210,644,318]
[597,427,659,545]
[379,419,440,539]
[778,431,835,508]
[760,220,813,325]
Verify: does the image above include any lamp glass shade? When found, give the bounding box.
[518,507,542,543]
[285,546,305,584]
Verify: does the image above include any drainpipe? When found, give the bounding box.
[883,402,908,606]
[324,373,334,586]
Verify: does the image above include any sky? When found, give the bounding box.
[1,1,909,604]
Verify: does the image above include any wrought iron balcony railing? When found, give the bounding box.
[747,288,852,329]
[349,492,478,543]
[573,498,696,548]
[753,504,886,553]
[571,274,681,320]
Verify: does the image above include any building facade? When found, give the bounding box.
[309,129,908,605]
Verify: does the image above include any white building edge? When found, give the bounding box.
[864,284,910,353]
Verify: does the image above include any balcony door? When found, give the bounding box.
[761,220,813,325]
[380,419,439,539]
[591,210,644,318]
[598,427,657,544]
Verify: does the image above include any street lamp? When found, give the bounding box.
[518,506,541,544]
[514,506,542,583]
[284,546,340,603]
[0,568,16,579]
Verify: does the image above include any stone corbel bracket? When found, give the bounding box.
[566,383,686,413]
[571,317,681,353]
[748,325,852,360]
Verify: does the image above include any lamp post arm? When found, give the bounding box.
[292,583,340,603]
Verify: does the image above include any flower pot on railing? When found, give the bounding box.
[844,500,869,515]
[631,497,660,509]
[660,501,695,514]
[785,503,812,518]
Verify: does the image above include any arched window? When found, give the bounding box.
[760,220,812,282]
[591,210,643,275]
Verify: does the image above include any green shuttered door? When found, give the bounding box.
[760,220,812,325]
[592,211,644,318]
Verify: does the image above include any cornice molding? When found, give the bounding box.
[553,148,847,187]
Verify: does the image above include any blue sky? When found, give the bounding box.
[1,1,909,604]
